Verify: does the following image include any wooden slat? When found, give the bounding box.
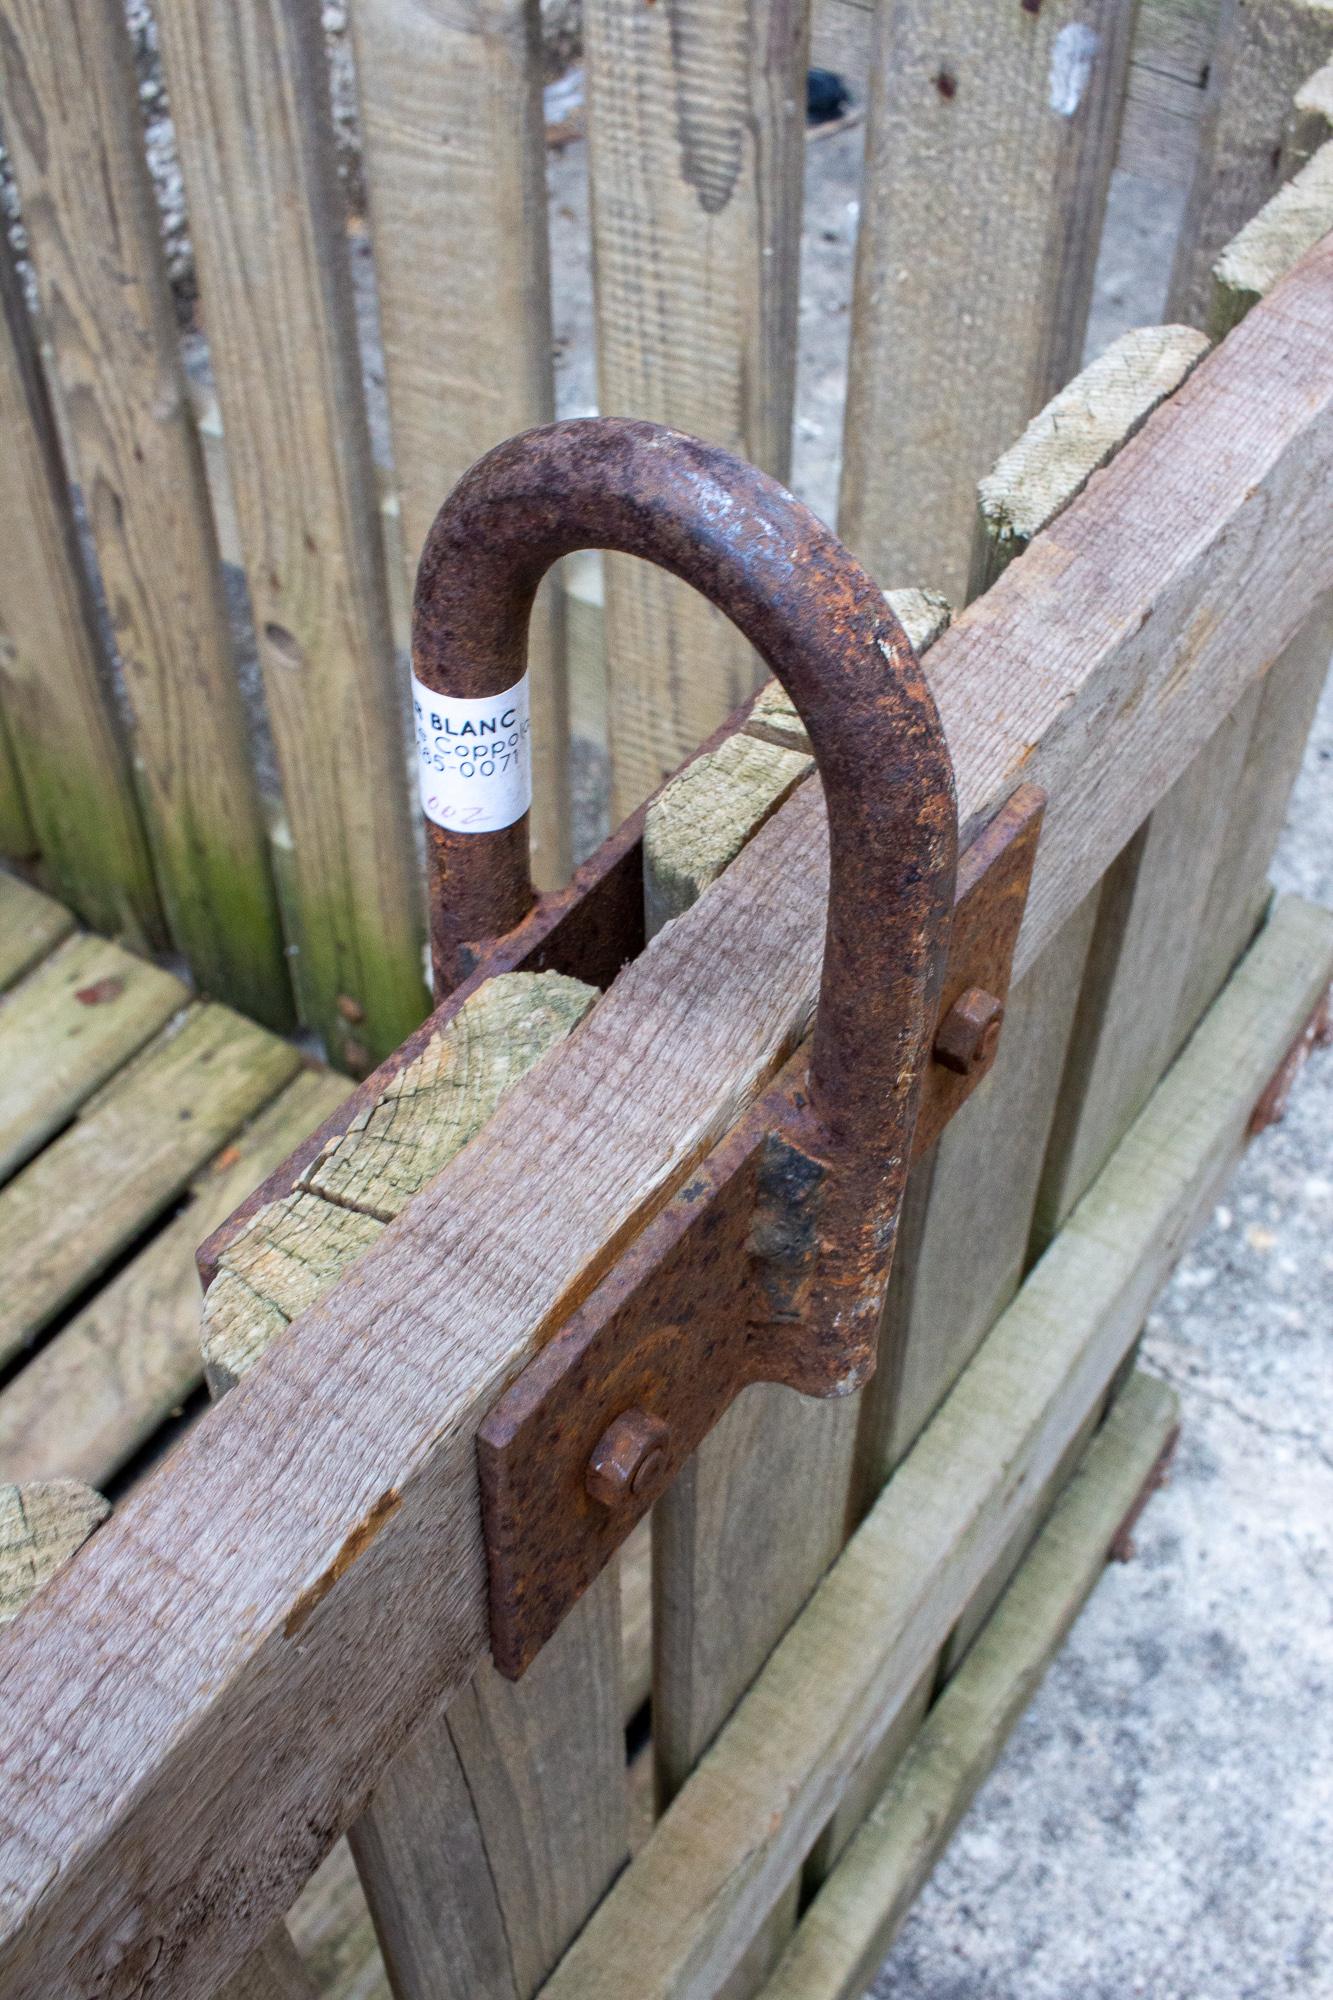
[217,1930,320,2000]
[0,0,290,1025]
[0,1072,351,1491]
[0,1005,301,1366]
[1,253,1331,1996]
[152,0,427,1069]
[1283,54,1333,166]
[538,897,1331,2000]
[970,323,1211,599]
[583,0,809,813]
[1168,0,1333,324]
[811,0,1228,190]
[0,241,160,944]
[0,935,186,1184]
[1113,0,1227,188]
[349,0,570,891]
[758,1371,1180,2000]
[202,969,624,2000]
[0,876,72,994]
[1033,677,1261,1249]
[839,0,1136,604]
[0,715,33,866]
[1210,135,1333,331]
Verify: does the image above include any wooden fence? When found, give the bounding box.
[0,4,1332,1999]
[1,0,1327,1070]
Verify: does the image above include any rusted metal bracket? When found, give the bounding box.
[198,417,1044,1683]
[478,783,1041,1677]
[399,417,1048,1679]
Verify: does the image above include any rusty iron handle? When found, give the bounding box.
[413,418,958,1163]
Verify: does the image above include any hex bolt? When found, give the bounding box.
[586,1408,671,1508]
[933,986,1005,1076]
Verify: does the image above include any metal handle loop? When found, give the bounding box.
[413,417,958,1152]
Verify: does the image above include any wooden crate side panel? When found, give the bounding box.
[2,255,1331,1996]
[350,0,570,891]
[584,0,809,814]
[0,0,290,1022]
[537,899,1332,2000]
[0,244,159,942]
[153,0,427,1069]
[839,0,1136,605]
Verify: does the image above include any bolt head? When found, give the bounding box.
[586,1408,672,1508]
[933,986,1004,1076]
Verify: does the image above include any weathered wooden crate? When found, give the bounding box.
[0,3,1331,1997]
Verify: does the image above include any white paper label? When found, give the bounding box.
[411,671,532,833]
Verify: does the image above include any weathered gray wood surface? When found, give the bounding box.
[1,246,1331,1998]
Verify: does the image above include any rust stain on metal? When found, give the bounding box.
[283,1489,402,1639]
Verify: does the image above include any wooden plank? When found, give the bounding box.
[1168,0,1333,324]
[0,935,187,1184]
[0,1005,300,1366]
[287,1843,386,2000]
[1282,54,1333,166]
[0,1481,107,1626]
[1,253,1331,1995]
[0,716,33,865]
[1170,595,1333,1051]
[0,240,160,944]
[970,324,1211,599]
[152,0,427,1069]
[839,0,1137,605]
[0,1072,351,1491]
[0,876,72,993]
[1031,692,1262,1249]
[349,0,570,891]
[1114,0,1228,188]
[757,1371,1180,2000]
[538,897,1331,2000]
[811,0,1228,190]
[203,968,623,2000]
[583,0,809,813]
[0,0,290,1025]
[216,1929,320,2000]
[1209,136,1333,331]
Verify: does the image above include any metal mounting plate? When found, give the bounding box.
[479,785,1044,1678]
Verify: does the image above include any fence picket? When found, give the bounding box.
[584,0,808,814]
[839,0,1136,604]
[153,0,426,1070]
[0,243,159,942]
[1168,0,1333,324]
[349,0,570,891]
[0,0,289,1023]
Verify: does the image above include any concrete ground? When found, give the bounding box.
[871,672,1333,2000]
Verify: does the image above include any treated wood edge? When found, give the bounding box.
[1210,140,1333,334]
[1,239,1331,1995]
[0,1480,108,1625]
[756,1371,1180,2000]
[535,898,1333,1999]
[970,324,1211,599]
